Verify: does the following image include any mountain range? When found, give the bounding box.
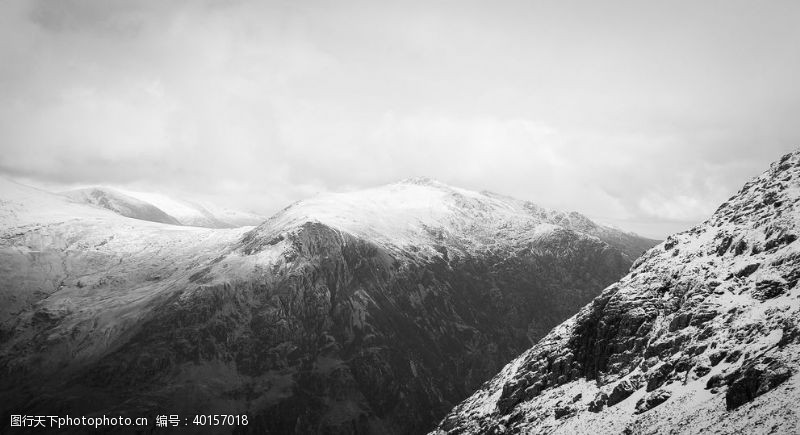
[0,176,657,433]
[62,186,264,228]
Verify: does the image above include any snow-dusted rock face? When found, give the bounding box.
[0,177,655,434]
[63,187,182,225]
[433,151,800,435]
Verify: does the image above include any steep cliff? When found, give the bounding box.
[433,152,800,434]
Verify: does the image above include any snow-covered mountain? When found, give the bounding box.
[0,177,656,434]
[61,186,265,228]
[0,177,249,347]
[432,152,800,434]
[62,187,181,225]
[121,190,263,228]
[256,177,656,262]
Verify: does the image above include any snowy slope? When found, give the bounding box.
[253,176,656,262]
[433,151,800,434]
[62,187,181,225]
[119,189,263,228]
[0,178,249,357]
[199,202,265,227]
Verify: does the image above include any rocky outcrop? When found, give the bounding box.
[725,357,792,410]
[634,389,671,414]
[433,150,800,435]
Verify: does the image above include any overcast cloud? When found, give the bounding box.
[1,0,799,237]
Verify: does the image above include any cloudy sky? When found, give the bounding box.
[1,0,799,238]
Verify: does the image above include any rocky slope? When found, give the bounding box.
[433,152,800,435]
[0,177,656,434]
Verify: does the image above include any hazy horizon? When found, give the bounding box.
[2,0,799,238]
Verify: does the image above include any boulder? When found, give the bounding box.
[588,392,608,413]
[646,362,674,392]
[725,358,792,410]
[635,389,672,414]
[607,377,641,407]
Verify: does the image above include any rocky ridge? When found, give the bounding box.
[433,151,800,434]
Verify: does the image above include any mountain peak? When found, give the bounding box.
[397,176,449,188]
[246,179,656,262]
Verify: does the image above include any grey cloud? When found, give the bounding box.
[1,0,799,238]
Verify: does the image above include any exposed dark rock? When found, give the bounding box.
[733,239,748,256]
[735,263,761,278]
[588,392,608,412]
[765,233,797,251]
[607,377,641,407]
[646,362,674,392]
[672,355,693,373]
[497,381,526,414]
[725,358,792,410]
[646,333,689,359]
[689,307,718,327]
[554,403,574,419]
[725,349,743,364]
[668,313,691,332]
[716,236,734,256]
[779,321,800,347]
[706,373,727,390]
[694,364,711,378]
[634,389,672,414]
[753,279,787,301]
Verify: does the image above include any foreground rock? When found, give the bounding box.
[433,151,800,434]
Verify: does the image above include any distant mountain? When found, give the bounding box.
[195,200,268,227]
[0,177,657,434]
[61,186,265,228]
[63,187,181,225]
[432,152,800,434]
[123,190,265,228]
[0,177,249,337]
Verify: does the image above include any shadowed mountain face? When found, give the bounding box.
[433,151,800,435]
[0,178,656,434]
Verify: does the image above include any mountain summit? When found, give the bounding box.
[433,151,800,434]
[249,178,656,262]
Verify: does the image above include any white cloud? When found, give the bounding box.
[1,0,799,238]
